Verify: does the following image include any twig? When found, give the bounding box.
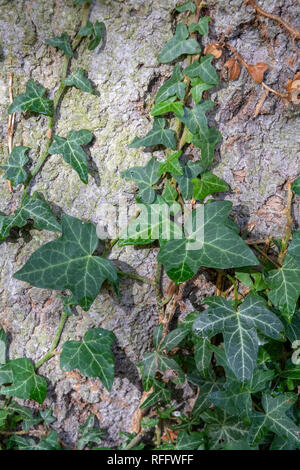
[6,65,15,193]
[117,270,154,286]
[254,87,269,118]
[254,244,281,269]
[262,82,289,99]
[0,429,47,437]
[215,271,223,296]
[35,310,68,369]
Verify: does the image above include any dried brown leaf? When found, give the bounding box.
[225,57,241,80]
[204,42,223,59]
[247,62,269,84]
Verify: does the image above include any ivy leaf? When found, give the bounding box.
[292,177,300,195]
[151,97,184,117]
[48,129,93,184]
[122,157,160,203]
[190,126,222,169]
[78,20,105,50]
[0,358,47,404]
[280,362,300,380]
[159,328,189,352]
[77,414,105,450]
[158,150,183,177]
[39,408,56,426]
[266,254,300,322]
[249,393,300,446]
[176,2,196,13]
[192,171,229,200]
[288,230,300,265]
[64,68,94,94]
[172,160,205,199]
[184,55,219,85]
[190,78,214,104]
[60,329,115,391]
[140,382,171,410]
[45,33,73,57]
[0,192,61,241]
[118,198,182,246]
[129,118,177,150]
[158,200,258,284]
[155,66,186,104]
[13,214,118,311]
[176,432,204,450]
[189,17,211,35]
[158,23,201,64]
[176,101,215,139]
[201,408,249,449]
[0,329,6,365]
[157,353,185,385]
[162,183,178,203]
[8,79,53,116]
[209,381,252,417]
[189,370,223,415]
[193,337,212,376]
[139,352,157,391]
[153,324,163,349]
[74,0,92,4]
[0,146,29,186]
[193,294,283,381]
[285,311,300,343]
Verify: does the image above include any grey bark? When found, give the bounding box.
[0,0,299,446]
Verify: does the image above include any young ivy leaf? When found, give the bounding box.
[151,97,184,117]
[122,157,160,203]
[0,146,29,187]
[176,2,196,13]
[77,414,105,450]
[176,101,215,140]
[158,200,258,284]
[190,127,222,169]
[0,358,47,404]
[193,294,283,381]
[184,55,219,85]
[158,23,201,64]
[172,160,205,200]
[155,65,186,104]
[192,171,229,200]
[266,254,300,322]
[292,177,300,195]
[129,118,177,150]
[78,20,105,51]
[13,214,118,311]
[158,150,183,177]
[190,78,214,104]
[45,33,73,57]
[249,393,300,446]
[60,329,115,392]
[8,79,53,116]
[189,17,211,35]
[48,129,93,184]
[0,192,61,242]
[64,68,94,94]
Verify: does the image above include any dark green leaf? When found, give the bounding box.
[153,324,163,349]
[14,214,118,311]
[0,329,6,365]
[155,66,186,104]
[184,55,219,85]
[39,407,56,426]
[78,20,105,50]
[158,23,201,64]
[189,17,211,35]
[190,78,214,103]
[0,146,29,186]
[158,150,183,177]
[0,192,61,241]
[194,337,211,375]
[176,432,204,450]
[45,33,73,57]
[292,177,300,195]
[201,408,249,449]
[60,329,115,391]
[77,414,105,449]
[172,160,205,199]
[64,68,94,94]
[151,97,184,117]
[176,2,196,13]
[140,352,157,391]
[129,118,177,150]
[121,157,160,203]
[48,129,93,184]
[176,101,215,139]
[8,79,53,116]
[192,171,229,200]
[160,328,189,352]
[190,126,222,169]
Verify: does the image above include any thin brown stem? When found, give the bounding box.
[278,181,294,265]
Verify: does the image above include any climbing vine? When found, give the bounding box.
[0,0,300,451]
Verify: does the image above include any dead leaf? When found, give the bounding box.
[286,71,300,102]
[225,58,241,80]
[246,62,269,84]
[204,42,223,59]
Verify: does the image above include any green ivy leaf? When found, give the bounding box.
[201,408,249,449]
[140,383,171,410]
[249,393,300,446]
[64,68,94,94]
[122,157,160,203]
[266,254,300,322]
[288,230,300,265]
[189,17,211,35]
[74,0,92,4]
[155,66,186,104]
[158,23,201,64]
[176,432,205,450]
[172,160,205,199]
[45,32,73,57]
[78,20,105,50]
[190,78,214,104]
[193,294,283,381]
[60,329,115,391]
[39,408,56,426]
[129,118,177,150]
[193,337,212,376]
[153,324,163,349]
[192,171,229,200]
[292,177,300,195]
[176,2,196,13]
[285,311,300,343]
[184,55,219,85]
[48,129,93,184]
[280,362,300,380]
[158,150,183,177]
[14,214,118,311]
[176,101,215,139]
[159,328,189,352]
[139,352,157,391]
[209,381,252,418]
[0,146,30,186]
[8,79,53,116]
[151,97,184,117]
[0,358,47,404]
[0,192,61,241]
[162,183,178,203]
[77,414,105,450]
[0,329,6,365]
[190,370,223,415]
[158,201,258,284]
[190,126,222,169]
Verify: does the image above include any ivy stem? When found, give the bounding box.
[254,244,281,269]
[117,270,154,286]
[227,274,239,310]
[35,310,68,370]
[278,181,294,266]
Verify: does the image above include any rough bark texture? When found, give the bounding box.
[0,0,299,447]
